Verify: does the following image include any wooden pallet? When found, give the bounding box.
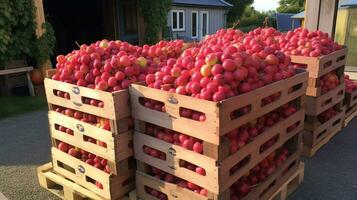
[268,162,304,200]
[48,111,133,175]
[130,70,308,145]
[37,163,135,200]
[290,47,347,78]
[134,121,303,194]
[135,149,301,200]
[51,148,135,199]
[45,69,130,120]
[305,65,345,97]
[343,104,357,127]
[305,84,345,116]
[303,124,342,157]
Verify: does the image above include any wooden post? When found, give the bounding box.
[33,0,53,75]
[304,0,339,37]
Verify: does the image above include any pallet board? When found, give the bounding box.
[268,162,304,200]
[130,71,308,145]
[290,48,347,78]
[51,148,135,199]
[48,111,133,175]
[135,150,301,200]
[37,163,135,200]
[45,69,130,120]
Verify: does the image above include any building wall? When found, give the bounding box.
[168,5,228,40]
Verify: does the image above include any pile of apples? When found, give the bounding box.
[56,140,108,189]
[318,107,339,123]
[52,39,186,92]
[278,28,342,57]
[144,28,295,102]
[344,74,357,93]
[230,148,290,200]
[320,71,340,93]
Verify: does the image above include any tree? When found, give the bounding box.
[277,0,304,13]
[226,0,254,26]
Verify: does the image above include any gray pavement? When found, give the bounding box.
[0,110,356,200]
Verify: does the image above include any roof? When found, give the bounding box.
[172,0,233,9]
[340,0,357,8]
[291,11,305,19]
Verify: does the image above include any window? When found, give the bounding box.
[191,11,198,38]
[171,10,185,31]
[200,11,209,38]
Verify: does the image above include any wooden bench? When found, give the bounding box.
[0,66,34,96]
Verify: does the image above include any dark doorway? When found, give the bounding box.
[43,0,116,57]
[117,0,139,44]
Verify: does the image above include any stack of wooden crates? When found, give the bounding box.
[290,48,348,157]
[130,70,308,200]
[37,69,135,200]
[343,72,357,127]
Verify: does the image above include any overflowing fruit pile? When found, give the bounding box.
[52,40,186,91]
[145,29,295,102]
[320,71,340,93]
[344,74,357,93]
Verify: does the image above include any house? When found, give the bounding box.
[275,13,301,32]
[291,11,305,29]
[167,0,233,41]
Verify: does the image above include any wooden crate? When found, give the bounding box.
[134,111,304,194]
[48,111,133,175]
[290,48,347,78]
[267,162,304,200]
[344,89,357,108]
[37,163,135,200]
[45,69,130,120]
[135,148,301,200]
[305,84,345,116]
[303,107,344,148]
[305,65,345,97]
[51,148,135,199]
[130,70,308,145]
[343,104,357,127]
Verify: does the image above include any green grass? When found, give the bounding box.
[0,96,47,119]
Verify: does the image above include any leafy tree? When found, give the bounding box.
[226,0,254,27]
[277,0,304,13]
[238,6,276,32]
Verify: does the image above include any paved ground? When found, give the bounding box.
[0,110,356,200]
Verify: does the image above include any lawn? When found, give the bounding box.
[0,96,47,119]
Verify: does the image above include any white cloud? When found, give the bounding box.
[253,0,279,11]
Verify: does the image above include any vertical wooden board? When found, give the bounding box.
[318,0,339,37]
[305,0,321,31]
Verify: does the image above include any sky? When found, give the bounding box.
[253,0,279,11]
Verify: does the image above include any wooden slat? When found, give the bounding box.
[305,0,321,31]
[318,0,339,37]
[0,67,33,75]
[44,77,130,120]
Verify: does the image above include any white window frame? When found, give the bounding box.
[200,11,209,39]
[191,11,198,38]
[171,10,185,31]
